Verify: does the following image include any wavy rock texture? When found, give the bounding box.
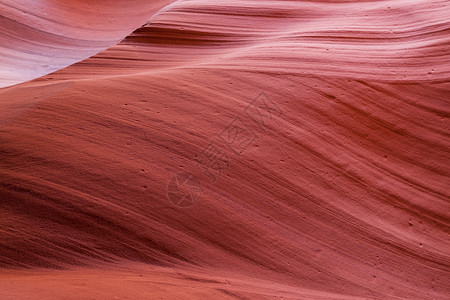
[0,0,449,299]
[0,0,175,88]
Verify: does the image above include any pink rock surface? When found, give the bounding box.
[0,0,449,299]
[0,0,175,88]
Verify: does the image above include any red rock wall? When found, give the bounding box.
[0,0,449,299]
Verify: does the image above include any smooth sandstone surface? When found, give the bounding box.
[0,0,449,299]
[0,0,175,88]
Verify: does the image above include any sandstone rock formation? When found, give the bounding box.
[1,0,449,299]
